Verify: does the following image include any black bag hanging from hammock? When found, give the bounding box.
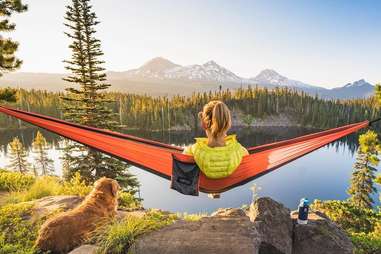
[171,155,200,196]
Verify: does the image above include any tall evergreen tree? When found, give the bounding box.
[375,84,381,106]
[347,130,380,209]
[32,131,54,176]
[7,136,29,174]
[0,87,16,102]
[0,0,27,76]
[62,0,139,191]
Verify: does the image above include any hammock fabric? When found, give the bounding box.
[0,106,372,193]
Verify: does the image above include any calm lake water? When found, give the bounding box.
[0,127,379,213]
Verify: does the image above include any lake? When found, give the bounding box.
[0,127,379,213]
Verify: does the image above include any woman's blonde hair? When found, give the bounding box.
[199,100,232,138]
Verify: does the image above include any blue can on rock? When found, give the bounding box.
[297,198,309,225]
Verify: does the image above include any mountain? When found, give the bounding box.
[248,69,374,99]
[250,69,317,89]
[319,79,374,100]
[0,57,374,99]
[121,57,180,79]
[118,58,242,83]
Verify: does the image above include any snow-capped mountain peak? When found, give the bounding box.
[121,58,372,98]
[125,58,242,83]
[251,69,313,89]
[165,60,241,82]
[254,69,286,82]
[343,79,370,88]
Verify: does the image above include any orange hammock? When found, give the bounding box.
[0,106,373,193]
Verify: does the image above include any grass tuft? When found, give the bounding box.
[6,173,92,204]
[93,210,178,254]
[177,212,207,221]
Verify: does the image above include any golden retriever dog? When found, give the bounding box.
[35,177,120,254]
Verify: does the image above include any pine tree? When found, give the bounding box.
[347,130,380,209]
[32,131,54,176]
[0,87,17,102]
[0,0,27,76]
[7,136,30,174]
[375,84,381,106]
[61,0,139,191]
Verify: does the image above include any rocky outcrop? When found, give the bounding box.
[249,197,293,254]
[291,211,354,254]
[130,208,261,254]
[129,198,353,254]
[30,195,83,218]
[34,196,353,254]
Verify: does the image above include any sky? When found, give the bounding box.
[5,0,381,88]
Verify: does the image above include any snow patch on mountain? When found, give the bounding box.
[164,60,242,82]
[124,58,242,83]
[250,69,315,89]
[343,79,369,88]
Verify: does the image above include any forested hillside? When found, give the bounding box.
[0,86,378,131]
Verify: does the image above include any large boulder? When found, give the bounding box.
[129,198,353,254]
[291,211,354,254]
[249,197,293,254]
[130,208,262,254]
[31,195,83,218]
[68,245,98,254]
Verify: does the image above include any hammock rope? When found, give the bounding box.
[0,105,373,193]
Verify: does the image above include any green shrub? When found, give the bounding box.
[59,172,92,197]
[0,169,35,192]
[351,232,381,254]
[312,200,381,253]
[8,176,62,203]
[0,203,38,254]
[0,201,65,254]
[24,176,62,201]
[118,191,141,209]
[7,173,92,204]
[94,210,178,254]
[312,200,380,233]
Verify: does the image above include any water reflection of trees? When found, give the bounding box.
[0,127,367,157]
[0,128,61,154]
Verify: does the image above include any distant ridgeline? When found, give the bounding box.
[0,86,379,131]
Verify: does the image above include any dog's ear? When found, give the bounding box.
[110,181,120,197]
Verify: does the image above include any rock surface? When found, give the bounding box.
[68,245,98,254]
[249,197,293,254]
[130,208,261,254]
[31,195,83,218]
[291,211,354,254]
[130,198,353,254]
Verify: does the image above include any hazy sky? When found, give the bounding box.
[6,0,381,88]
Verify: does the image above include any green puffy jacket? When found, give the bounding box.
[183,135,248,179]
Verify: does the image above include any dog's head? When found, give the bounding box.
[94,177,120,198]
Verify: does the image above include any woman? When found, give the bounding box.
[183,100,248,197]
